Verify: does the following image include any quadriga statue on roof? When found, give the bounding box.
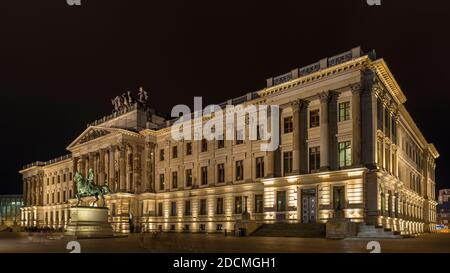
[74,169,111,207]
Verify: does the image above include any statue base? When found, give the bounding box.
[65,207,114,239]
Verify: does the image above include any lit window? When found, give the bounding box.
[283,151,293,175]
[338,101,350,122]
[235,160,244,181]
[310,109,320,128]
[338,141,352,168]
[256,157,265,178]
[283,116,293,133]
[309,147,320,172]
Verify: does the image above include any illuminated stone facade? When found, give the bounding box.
[19,47,439,235]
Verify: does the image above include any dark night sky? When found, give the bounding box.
[1,0,449,194]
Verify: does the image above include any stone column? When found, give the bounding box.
[133,145,142,193]
[119,143,127,192]
[108,146,116,191]
[79,155,87,178]
[319,92,330,171]
[88,152,95,182]
[328,92,339,170]
[22,178,27,207]
[273,107,282,177]
[291,99,301,175]
[31,177,36,206]
[38,175,43,205]
[361,69,378,169]
[99,149,105,186]
[351,83,362,166]
[299,100,309,174]
[72,157,79,197]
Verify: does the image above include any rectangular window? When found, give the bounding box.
[255,194,264,213]
[199,199,207,215]
[170,201,177,217]
[63,190,66,202]
[276,191,287,211]
[157,202,163,217]
[338,101,350,122]
[159,149,165,161]
[201,139,208,152]
[172,146,178,159]
[235,196,242,214]
[236,129,244,145]
[338,141,352,168]
[217,163,225,183]
[217,136,225,149]
[256,124,265,140]
[63,174,67,182]
[255,157,265,178]
[309,147,320,172]
[216,197,224,215]
[201,166,208,185]
[159,174,165,190]
[185,169,192,187]
[283,116,293,133]
[186,142,192,155]
[283,151,293,175]
[235,160,244,181]
[172,171,178,189]
[310,109,320,128]
[184,200,191,216]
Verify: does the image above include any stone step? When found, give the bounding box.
[357,224,402,239]
[251,223,326,238]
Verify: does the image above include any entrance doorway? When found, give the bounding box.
[301,188,317,223]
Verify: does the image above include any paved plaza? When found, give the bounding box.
[0,232,450,253]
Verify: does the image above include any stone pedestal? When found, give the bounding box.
[326,211,358,239]
[65,207,113,239]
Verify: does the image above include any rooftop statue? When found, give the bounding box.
[138,87,150,109]
[74,169,111,207]
[111,87,151,113]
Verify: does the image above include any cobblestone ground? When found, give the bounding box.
[0,232,450,253]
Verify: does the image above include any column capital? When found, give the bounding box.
[319,91,339,102]
[350,82,362,93]
[318,91,330,102]
[290,99,303,111]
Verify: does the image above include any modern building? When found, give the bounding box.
[438,189,450,204]
[437,189,450,226]
[0,195,23,226]
[19,47,439,235]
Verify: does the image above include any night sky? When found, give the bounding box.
[1,0,449,194]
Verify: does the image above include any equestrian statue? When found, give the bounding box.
[74,169,112,207]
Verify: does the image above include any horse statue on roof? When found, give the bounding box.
[74,169,111,207]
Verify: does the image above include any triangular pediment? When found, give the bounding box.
[67,126,113,149]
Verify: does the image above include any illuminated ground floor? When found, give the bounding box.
[20,167,437,235]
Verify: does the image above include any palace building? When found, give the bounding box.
[19,47,439,235]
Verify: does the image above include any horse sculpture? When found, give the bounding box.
[74,169,111,207]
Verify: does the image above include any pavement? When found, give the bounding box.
[1,232,450,253]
